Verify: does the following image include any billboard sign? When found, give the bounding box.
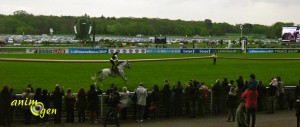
[26,49,67,54]
[109,48,146,54]
[282,26,300,42]
[146,49,181,53]
[68,49,108,54]
[181,49,212,53]
[154,36,167,44]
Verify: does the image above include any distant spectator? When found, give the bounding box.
[52,84,64,124]
[183,83,191,116]
[199,82,209,115]
[227,87,237,122]
[135,83,148,122]
[161,80,171,118]
[212,79,222,115]
[27,84,34,93]
[247,74,257,90]
[120,87,129,120]
[106,83,115,95]
[172,81,183,117]
[236,76,245,91]
[242,74,258,127]
[42,89,50,123]
[221,78,229,89]
[0,85,12,126]
[296,96,300,127]
[65,88,76,123]
[296,80,300,102]
[144,87,152,120]
[185,81,197,118]
[236,99,247,127]
[212,53,217,65]
[294,80,300,110]
[150,84,160,119]
[76,88,87,123]
[34,88,43,123]
[105,86,120,125]
[267,77,278,114]
[277,77,285,110]
[22,88,34,125]
[87,84,102,124]
[229,80,235,87]
[34,88,43,102]
[257,81,267,111]
[244,80,248,90]
[221,78,230,110]
[9,88,16,124]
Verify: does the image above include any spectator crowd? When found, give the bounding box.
[0,74,300,127]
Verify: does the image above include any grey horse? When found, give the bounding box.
[92,60,131,85]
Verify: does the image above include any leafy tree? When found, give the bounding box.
[267,22,294,39]
[0,10,296,39]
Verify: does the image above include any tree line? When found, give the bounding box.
[0,10,296,39]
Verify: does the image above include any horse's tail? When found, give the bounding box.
[91,70,102,80]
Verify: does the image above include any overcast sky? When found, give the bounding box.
[0,0,299,26]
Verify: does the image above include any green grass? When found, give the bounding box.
[0,53,299,93]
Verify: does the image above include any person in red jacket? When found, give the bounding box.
[242,74,258,127]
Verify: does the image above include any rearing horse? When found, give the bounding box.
[92,60,131,85]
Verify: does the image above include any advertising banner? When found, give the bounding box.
[214,49,243,53]
[109,48,146,53]
[68,48,108,54]
[248,48,300,53]
[273,49,300,53]
[146,49,181,53]
[247,49,274,53]
[181,49,212,53]
[26,49,67,54]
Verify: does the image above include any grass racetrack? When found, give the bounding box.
[0,53,299,93]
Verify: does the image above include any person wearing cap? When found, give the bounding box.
[110,51,119,73]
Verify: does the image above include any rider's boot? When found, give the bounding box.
[113,67,118,75]
[115,68,119,74]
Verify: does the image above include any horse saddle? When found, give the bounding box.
[112,68,119,75]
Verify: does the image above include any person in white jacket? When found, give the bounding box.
[135,83,148,122]
[120,87,129,120]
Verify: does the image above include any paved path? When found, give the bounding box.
[12,110,297,127]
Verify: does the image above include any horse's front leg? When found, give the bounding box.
[97,76,104,86]
[120,73,128,85]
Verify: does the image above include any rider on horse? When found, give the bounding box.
[110,51,119,74]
